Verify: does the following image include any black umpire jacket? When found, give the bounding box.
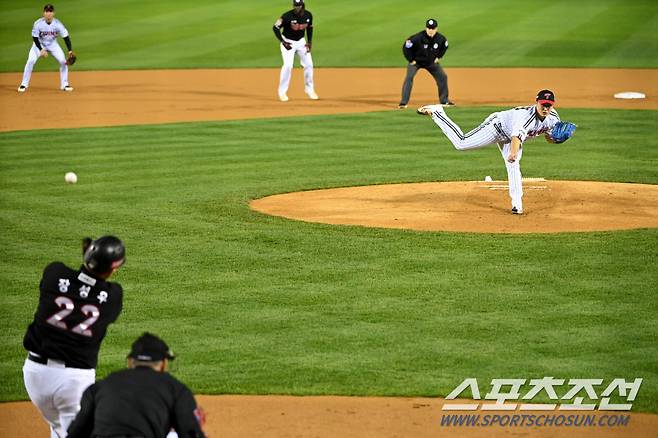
[67,366,205,438]
[402,30,449,68]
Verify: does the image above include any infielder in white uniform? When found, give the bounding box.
[18,4,74,93]
[272,0,318,102]
[417,89,561,214]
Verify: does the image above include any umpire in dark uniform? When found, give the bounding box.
[398,18,453,109]
[67,332,206,438]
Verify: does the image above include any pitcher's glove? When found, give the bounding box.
[67,51,77,66]
[549,121,577,144]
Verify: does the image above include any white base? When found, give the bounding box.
[613,91,646,99]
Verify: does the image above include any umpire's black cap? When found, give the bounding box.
[128,332,176,362]
[426,18,438,29]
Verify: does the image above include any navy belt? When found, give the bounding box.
[27,352,87,369]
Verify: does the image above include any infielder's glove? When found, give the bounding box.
[549,121,577,143]
[66,51,77,66]
[281,41,292,50]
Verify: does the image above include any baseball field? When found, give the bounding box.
[1,0,657,437]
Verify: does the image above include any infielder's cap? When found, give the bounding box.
[293,0,304,6]
[426,19,438,29]
[536,89,555,104]
[43,3,55,11]
[128,332,176,362]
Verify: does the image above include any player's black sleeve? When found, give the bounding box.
[272,19,284,42]
[171,385,205,438]
[32,36,43,50]
[306,25,313,44]
[63,36,72,51]
[66,384,96,438]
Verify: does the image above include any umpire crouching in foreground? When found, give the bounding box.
[67,332,206,438]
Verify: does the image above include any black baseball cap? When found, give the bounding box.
[43,4,55,11]
[536,89,555,104]
[293,0,304,6]
[426,19,438,29]
[128,332,175,362]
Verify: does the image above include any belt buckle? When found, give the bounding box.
[47,358,66,368]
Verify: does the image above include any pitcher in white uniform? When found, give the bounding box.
[417,90,561,214]
[18,4,74,93]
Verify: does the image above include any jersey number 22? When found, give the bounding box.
[46,296,100,337]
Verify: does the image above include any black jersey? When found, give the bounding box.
[67,367,205,438]
[23,262,123,369]
[279,9,313,41]
[402,30,449,67]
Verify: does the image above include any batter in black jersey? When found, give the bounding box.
[398,18,453,109]
[273,0,318,101]
[22,236,126,438]
[68,333,206,438]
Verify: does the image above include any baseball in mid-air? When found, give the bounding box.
[64,171,77,184]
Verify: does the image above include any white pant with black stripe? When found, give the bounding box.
[430,110,524,210]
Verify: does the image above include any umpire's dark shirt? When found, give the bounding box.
[402,30,449,67]
[67,367,205,438]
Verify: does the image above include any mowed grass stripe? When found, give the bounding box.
[2,0,657,69]
[1,110,657,410]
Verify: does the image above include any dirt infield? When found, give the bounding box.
[1,67,657,436]
[1,67,657,132]
[1,396,657,438]
[251,180,658,233]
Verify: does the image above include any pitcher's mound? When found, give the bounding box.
[251,180,658,233]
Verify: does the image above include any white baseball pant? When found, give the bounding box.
[20,43,70,90]
[429,110,524,210]
[23,357,95,438]
[279,37,315,95]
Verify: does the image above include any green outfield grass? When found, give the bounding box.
[1,0,657,71]
[1,108,657,411]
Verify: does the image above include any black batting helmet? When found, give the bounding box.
[83,235,126,275]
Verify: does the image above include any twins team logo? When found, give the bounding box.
[442,377,643,411]
[39,30,58,37]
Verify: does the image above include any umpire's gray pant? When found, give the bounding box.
[400,63,449,105]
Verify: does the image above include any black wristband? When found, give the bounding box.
[32,36,42,50]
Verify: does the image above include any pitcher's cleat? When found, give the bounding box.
[416,104,444,116]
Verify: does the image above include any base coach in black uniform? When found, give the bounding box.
[23,235,126,438]
[67,332,207,438]
[398,18,453,109]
